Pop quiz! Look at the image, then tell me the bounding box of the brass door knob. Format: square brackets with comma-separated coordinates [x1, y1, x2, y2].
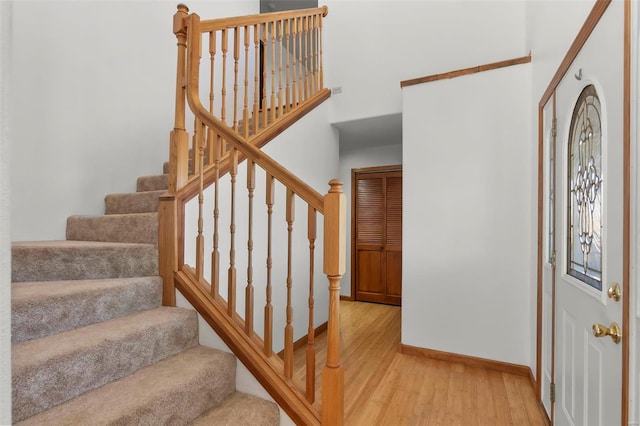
[607, 283, 621, 301]
[592, 322, 621, 344]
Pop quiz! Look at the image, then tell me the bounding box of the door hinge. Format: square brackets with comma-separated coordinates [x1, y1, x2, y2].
[551, 250, 556, 268]
[550, 383, 556, 403]
[551, 117, 557, 138]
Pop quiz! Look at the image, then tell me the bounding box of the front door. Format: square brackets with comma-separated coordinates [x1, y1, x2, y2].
[353, 166, 402, 305]
[553, 2, 625, 424]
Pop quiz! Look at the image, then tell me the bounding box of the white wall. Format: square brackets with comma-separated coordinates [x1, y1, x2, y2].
[0, 1, 12, 422]
[323, 0, 526, 124]
[10, 1, 258, 241]
[402, 64, 532, 366]
[338, 143, 402, 296]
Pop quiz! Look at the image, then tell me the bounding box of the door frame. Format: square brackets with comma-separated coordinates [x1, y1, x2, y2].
[535, 1, 631, 424]
[350, 164, 403, 302]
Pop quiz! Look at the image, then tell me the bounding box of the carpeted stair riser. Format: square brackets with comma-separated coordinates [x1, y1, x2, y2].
[16, 345, 236, 426]
[12, 307, 198, 422]
[11, 276, 162, 343]
[104, 190, 165, 214]
[192, 392, 280, 425]
[66, 213, 158, 244]
[11, 240, 158, 282]
[137, 174, 168, 192]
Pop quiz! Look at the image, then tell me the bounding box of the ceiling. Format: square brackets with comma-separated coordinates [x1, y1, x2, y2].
[260, 0, 318, 13]
[332, 113, 403, 151]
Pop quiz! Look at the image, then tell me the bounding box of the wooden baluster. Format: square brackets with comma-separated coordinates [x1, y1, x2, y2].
[291, 17, 298, 107]
[169, 4, 189, 194]
[243, 25, 250, 138]
[208, 31, 216, 114]
[284, 188, 295, 379]
[303, 16, 310, 101]
[207, 31, 216, 166]
[228, 147, 238, 316]
[245, 160, 255, 335]
[306, 206, 317, 403]
[309, 15, 315, 96]
[233, 26, 240, 132]
[253, 24, 260, 136]
[277, 19, 284, 118]
[284, 19, 291, 111]
[264, 173, 275, 356]
[221, 28, 228, 125]
[319, 13, 324, 91]
[270, 20, 276, 124]
[192, 116, 201, 176]
[297, 16, 303, 105]
[322, 179, 346, 426]
[210, 133, 221, 298]
[195, 119, 205, 282]
[262, 23, 268, 130]
[312, 14, 319, 94]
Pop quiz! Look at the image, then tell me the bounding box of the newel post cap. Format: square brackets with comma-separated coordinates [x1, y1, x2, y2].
[328, 179, 343, 194]
[174, 4, 189, 34]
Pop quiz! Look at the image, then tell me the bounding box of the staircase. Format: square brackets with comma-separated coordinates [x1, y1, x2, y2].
[10, 167, 280, 424]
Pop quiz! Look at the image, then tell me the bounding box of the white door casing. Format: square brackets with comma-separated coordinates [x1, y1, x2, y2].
[541, 97, 555, 418]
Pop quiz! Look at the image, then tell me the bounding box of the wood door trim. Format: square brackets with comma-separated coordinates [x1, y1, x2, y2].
[352, 165, 403, 174]
[536, 104, 544, 402]
[350, 165, 402, 300]
[621, 1, 631, 423]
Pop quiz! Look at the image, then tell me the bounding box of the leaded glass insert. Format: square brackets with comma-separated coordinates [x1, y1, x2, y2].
[568, 85, 602, 290]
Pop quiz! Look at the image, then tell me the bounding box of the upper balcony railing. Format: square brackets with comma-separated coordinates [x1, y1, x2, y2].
[159, 4, 343, 425]
[168, 4, 330, 193]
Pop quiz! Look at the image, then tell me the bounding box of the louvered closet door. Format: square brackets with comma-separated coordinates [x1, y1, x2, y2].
[355, 170, 402, 305]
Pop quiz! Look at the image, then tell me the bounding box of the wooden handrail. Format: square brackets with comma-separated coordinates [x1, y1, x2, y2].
[160, 5, 343, 425]
[199, 6, 328, 32]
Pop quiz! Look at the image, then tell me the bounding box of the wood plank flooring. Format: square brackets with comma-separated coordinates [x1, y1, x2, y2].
[292, 300, 549, 425]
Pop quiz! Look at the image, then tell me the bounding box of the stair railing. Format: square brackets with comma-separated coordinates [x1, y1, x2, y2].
[159, 5, 344, 425]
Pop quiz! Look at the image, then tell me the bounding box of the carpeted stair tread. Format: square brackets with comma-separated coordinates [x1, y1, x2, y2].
[11, 276, 162, 343]
[137, 174, 168, 192]
[12, 306, 199, 422]
[66, 212, 158, 244]
[105, 190, 165, 214]
[192, 392, 280, 425]
[16, 345, 236, 426]
[12, 240, 158, 282]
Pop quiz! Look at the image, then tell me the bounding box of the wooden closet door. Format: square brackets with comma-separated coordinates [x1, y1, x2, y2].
[354, 168, 402, 305]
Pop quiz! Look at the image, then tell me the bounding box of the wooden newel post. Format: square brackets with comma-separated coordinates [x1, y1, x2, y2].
[321, 179, 345, 425]
[159, 4, 189, 307]
[170, 3, 190, 193]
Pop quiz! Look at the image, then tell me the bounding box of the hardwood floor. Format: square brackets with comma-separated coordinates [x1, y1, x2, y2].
[292, 300, 549, 425]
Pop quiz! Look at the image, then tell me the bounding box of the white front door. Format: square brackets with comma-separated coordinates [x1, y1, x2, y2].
[553, 2, 624, 425]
